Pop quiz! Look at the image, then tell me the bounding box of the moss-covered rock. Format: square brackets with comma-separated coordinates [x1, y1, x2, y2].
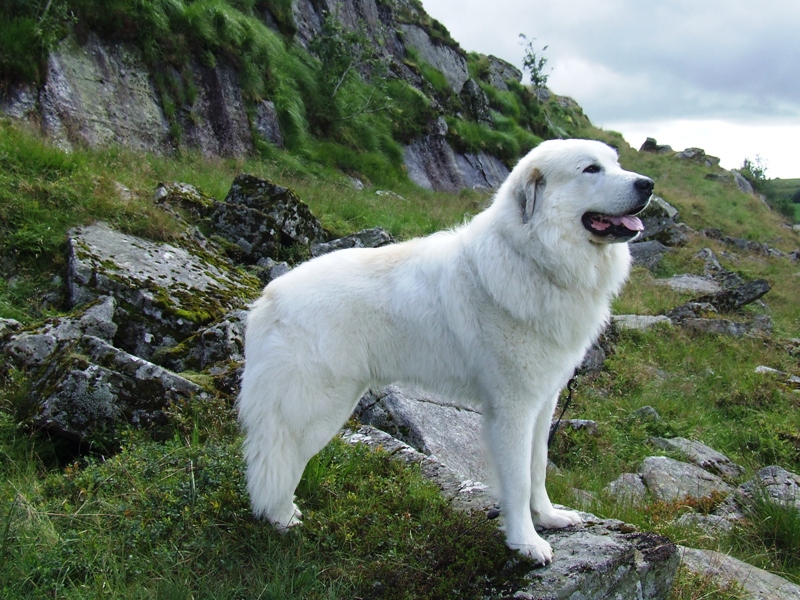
[67, 222, 261, 359]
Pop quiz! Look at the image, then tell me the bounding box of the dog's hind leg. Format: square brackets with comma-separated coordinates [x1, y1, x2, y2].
[240, 377, 364, 530]
[529, 393, 582, 529]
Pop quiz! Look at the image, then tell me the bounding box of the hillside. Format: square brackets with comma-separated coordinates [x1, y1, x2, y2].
[2, 2, 800, 599]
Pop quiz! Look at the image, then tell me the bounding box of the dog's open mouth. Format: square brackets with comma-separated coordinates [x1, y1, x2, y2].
[582, 212, 644, 239]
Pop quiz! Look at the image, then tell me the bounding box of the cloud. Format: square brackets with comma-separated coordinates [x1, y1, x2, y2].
[420, 0, 800, 122]
[418, 0, 800, 176]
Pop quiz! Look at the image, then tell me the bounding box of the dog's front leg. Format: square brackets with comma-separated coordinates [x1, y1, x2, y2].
[484, 403, 553, 566]
[529, 394, 582, 529]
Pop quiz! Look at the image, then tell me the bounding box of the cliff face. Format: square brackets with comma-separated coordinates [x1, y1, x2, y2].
[0, 0, 541, 191]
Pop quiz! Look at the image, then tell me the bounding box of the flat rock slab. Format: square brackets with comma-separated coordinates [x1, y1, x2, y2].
[67, 222, 260, 357]
[356, 385, 490, 483]
[639, 456, 733, 503]
[343, 425, 678, 600]
[649, 437, 744, 479]
[613, 315, 673, 331]
[679, 546, 800, 600]
[655, 274, 722, 295]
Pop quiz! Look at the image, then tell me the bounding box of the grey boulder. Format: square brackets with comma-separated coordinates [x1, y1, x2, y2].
[648, 437, 744, 479]
[638, 456, 733, 503]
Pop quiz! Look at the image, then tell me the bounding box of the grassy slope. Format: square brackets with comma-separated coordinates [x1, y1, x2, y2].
[2, 41, 800, 600]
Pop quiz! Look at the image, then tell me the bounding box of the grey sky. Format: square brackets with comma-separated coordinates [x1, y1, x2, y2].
[419, 0, 800, 177]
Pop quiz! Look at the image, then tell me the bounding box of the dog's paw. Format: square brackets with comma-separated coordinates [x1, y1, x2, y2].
[533, 507, 582, 530]
[507, 537, 553, 566]
[270, 502, 303, 533]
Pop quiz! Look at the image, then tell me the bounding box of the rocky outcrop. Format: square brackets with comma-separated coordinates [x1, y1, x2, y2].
[648, 437, 744, 479]
[679, 547, 800, 600]
[403, 125, 511, 192]
[344, 425, 679, 600]
[399, 23, 469, 93]
[639, 456, 734, 503]
[1, 1, 524, 193]
[639, 137, 673, 154]
[39, 34, 171, 153]
[311, 227, 394, 257]
[356, 386, 489, 483]
[66, 222, 261, 359]
[484, 55, 523, 92]
[176, 60, 253, 157]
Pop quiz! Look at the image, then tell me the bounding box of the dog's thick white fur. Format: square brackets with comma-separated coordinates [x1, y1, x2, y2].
[238, 139, 653, 565]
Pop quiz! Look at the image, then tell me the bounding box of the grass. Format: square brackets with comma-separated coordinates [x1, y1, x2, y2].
[2, 61, 800, 595]
[0, 418, 527, 599]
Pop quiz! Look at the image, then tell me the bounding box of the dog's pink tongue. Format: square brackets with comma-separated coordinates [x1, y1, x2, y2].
[610, 215, 644, 231]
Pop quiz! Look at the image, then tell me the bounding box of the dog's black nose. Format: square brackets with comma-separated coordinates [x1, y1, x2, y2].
[635, 177, 654, 194]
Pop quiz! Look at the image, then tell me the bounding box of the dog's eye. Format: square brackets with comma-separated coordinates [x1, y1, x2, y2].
[583, 164, 602, 174]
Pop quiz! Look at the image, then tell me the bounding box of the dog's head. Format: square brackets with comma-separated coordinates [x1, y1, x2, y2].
[510, 139, 654, 244]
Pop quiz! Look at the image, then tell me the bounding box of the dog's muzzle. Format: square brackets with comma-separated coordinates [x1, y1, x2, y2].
[582, 177, 654, 243]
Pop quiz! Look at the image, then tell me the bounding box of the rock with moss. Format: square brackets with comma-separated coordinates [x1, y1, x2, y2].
[484, 55, 523, 92]
[67, 222, 261, 359]
[154, 309, 247, 373]
[459, 78, 492, 125]
[738, 465, 800, 511]
[29, 335, 205, 446]
[212, 175, 326, 263]
[4, 296, 118, 369]
[154, 182, 218, 219]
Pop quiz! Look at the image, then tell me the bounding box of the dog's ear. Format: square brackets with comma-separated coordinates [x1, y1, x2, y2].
[521, 168, 545, 224]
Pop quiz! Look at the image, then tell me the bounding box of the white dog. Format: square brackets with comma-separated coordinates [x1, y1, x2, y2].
[238, 139, 653, 565]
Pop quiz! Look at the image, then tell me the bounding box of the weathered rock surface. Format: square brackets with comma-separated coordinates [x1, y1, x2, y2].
[355, 386, 489, 483]
[459, 78, 492, 124]
[311, 227, 395, 257]
[344, 425, 679, 600]
[5, 296, 118, 369]
[630, 240, 670, 270]
[613, 314, 672, 331]
[31, 335, 204, 444]
[39, 34, 170, 153]
[67, 222, 261, 359]
[217, 174, 326, 256]
[673, 513, 734, 536]
[639, 138, 673, 154]
[738, 465, 800, 511]
[2, 296, 207, 445]
[483, 55, 523, 91]
[675, 147, 720, 167]
[679, 546, 800, 600]
[399, 24, 469, 93]
[253, 99, 284, 148]
[606, 472, 649, 504]
[694, 279, 771, 313]
[401, 116, 511, 193]
[154, 309, 247, 374]
[176, 60, 253, 157]
[649, 437, 744, 479]
[656, 274, 722, 295]
[638, 456, 733, 503]
[637, 195, 687, 247]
